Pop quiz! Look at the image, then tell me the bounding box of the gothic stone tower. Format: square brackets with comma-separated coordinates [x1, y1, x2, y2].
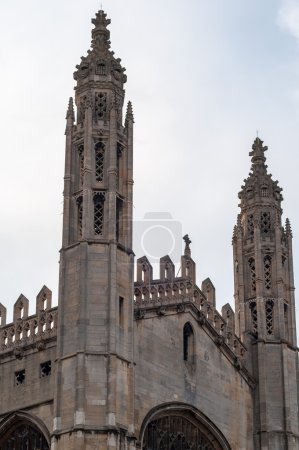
[233, 137, 299, 449]
[53, 11, 135, 449]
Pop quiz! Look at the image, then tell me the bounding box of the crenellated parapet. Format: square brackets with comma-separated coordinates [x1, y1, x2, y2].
[0, 286, 57, 358]
[134, 254, 247, 370]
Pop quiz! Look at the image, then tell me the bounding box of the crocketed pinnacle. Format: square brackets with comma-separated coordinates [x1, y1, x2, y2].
[91, 10, 111, 51]
[125, 101, 134, 124]
[249, 137, 268, 177]
[66, 97, 75, 121]
[183, 234, 191, 257]
[285, 218, 293, 237]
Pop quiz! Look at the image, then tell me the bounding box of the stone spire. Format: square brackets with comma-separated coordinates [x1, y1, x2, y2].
[73, 9, 126, 87]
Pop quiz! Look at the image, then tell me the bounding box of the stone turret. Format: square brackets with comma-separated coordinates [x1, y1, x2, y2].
[233, 137, 299, 449]
[54, 10, 135, 450]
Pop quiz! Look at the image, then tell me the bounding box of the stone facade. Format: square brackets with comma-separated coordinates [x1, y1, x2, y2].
[0, 9, 298, 450]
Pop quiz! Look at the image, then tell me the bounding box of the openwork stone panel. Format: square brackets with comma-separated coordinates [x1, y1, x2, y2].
[261, 212, 271, 235]
[94, 192, 105, 235]
[248, 258, 256, 294]
[264, 255, 272, 290]
[95, 142, 105, 182]
[95, 92, 107, 120]
[265, 300, 274, 335]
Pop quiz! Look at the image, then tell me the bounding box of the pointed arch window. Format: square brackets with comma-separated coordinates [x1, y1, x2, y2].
[0, 423, 49, 450]
[95, 142, 105, 182]
[94, 192, 105, 236]
[183, 322, 195, 362]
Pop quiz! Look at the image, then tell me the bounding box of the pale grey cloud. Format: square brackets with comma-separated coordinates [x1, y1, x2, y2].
[278, 0, 299, 43]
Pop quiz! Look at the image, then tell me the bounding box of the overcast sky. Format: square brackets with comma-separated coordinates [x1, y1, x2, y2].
[0, 0, 299, 325]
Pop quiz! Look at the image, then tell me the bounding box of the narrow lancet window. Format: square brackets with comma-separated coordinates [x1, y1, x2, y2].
[94, 192, 105, 235]
[95, 142, 105, 182]
[183, 322, 194, 362]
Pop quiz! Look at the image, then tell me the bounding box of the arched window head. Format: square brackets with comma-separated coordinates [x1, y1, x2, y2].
[183, 322, 195, 362]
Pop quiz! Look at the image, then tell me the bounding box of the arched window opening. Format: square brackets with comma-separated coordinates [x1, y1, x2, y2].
[248, 257, 256, 293]
[249, 302, 258, 335]
[0, 423, 49, 450]
[94, 192, 105, 236]
[142, 415, 224, 450]
[183, 322, 194, 362]
[117, 143, 123, 190]
[265, 300, 274, 335]
[95, 142, 105, 182]
[264, 255, 272, 290]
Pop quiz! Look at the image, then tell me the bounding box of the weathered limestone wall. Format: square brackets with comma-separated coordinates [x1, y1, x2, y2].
[134, 310, 254, 450]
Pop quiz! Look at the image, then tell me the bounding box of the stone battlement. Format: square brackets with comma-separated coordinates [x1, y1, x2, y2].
[0, 286, 57, 356]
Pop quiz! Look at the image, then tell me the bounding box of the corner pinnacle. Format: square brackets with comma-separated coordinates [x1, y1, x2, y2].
[125, 101, 134, 124]
[183, 234, 191, 257]
[66, 97, 75, 122]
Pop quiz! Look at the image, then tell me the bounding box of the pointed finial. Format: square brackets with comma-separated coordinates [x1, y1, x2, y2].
[249, 136, 268, 161]
[66, 97, 75, 122]
[91, 9, 111, 51]
[183, 234, 191, 257]
[285, 218, 293, 237]
[125, 101, 134, 124]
